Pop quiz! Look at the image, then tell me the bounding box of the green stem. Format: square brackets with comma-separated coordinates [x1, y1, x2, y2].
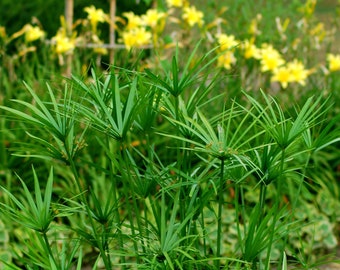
[292, 152, 310, 216]
[0, 119, 6, 171]
[282, 151, 311, 264]
[42, 232, 56, 266]
[216, 158, 225, 268]
[120, 148, 140, 263]
[106, 138, 126, 268]
[234, 184, 242, 255]
[235, 184, 247, 256]
[259, 183, 267, 224]
[68, 149, 112, 270]
[174, 96, 187, 239]
[265, 148, 286, 269]
[240, 185, 247, 235]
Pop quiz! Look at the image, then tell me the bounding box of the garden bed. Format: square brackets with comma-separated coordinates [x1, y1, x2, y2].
[1, 0, 340, 269]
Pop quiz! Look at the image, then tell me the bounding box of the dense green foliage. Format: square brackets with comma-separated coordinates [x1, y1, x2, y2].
[1, 0, 340, 269]
[0, 0, 151, 37]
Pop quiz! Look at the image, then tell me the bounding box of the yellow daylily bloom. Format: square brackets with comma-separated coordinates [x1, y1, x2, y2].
[217, 51, 236, 70]
[327, 53, 340, 72]
[259, 44, 285, 72]
[271, 59, 309, 88]
[182, 6, 204, 27]
[166, 0, 184, 8]
[141, 9, 166, 29]
[123, 12, 143, 30]
[24, 24, 45, 42]
[84, 5, 108, 30]
[242, 39, 261, 59]
[121, 27, 152, 50]
[287, 59, 309, 85]
[9, 24, 45, 43]
[216, 33, 238, 51]
[52, 30, 75, 54]
[271, 66, 292, 89]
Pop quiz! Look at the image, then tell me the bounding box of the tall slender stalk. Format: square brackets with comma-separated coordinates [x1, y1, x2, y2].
[173, 95, 187, 239]
[68, 149, 112, 269]
[259, 183, 267, 223]
[120, 148, 144, 263]
[42, 232, 56, 266]
[265, 148, 286, 269]
[234, 184, 242, 256]
[216, 158, 225, 268]
[106, 138, 126, 268]
[281, 151, 311, 265]
[0, 119, 6, 172]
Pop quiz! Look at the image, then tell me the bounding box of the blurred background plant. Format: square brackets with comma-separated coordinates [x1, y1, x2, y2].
[1, 0, 340, 269]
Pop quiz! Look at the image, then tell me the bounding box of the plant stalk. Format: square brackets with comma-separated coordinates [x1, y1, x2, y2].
[216, 158, 225, 268]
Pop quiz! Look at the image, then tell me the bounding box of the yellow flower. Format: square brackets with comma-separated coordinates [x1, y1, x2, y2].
[271, 59, 309, 88]
[166, 0, 184, 8]
[216, 34, 238, 51]
[242, 39, 260, 59]
[259, 44, 285, 72]
[123, 12, 143, 30]
[182, 6, 204, 27]
[309, 22, 326, 43]
[327, 53, 340, 72]
[84, 5, 108, 30]
[121, 27, 152, 50]
[299, 0, 317, 17]
[94, 47, 108, 55]
[24, 24, 45, 42]
[141, 9, 166, 29]
[287, 59, 309, 85]
[291, 38, 301, 51]
[0, 26, 7, 39]
[248, 14, 262, 36]
[52, 30, 75, 54]
[217, 51, 236, 70]
[92, 34, 108, 55]
[271, 66, 292, 89]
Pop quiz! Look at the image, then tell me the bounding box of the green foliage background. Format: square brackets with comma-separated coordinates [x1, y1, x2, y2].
[0, 0, 151, 38]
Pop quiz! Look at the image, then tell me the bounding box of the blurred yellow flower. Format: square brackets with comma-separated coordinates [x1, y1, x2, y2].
[84, 5, 108, 30]
[94, 47, 108, 55]
[242, 39, 261, 59]
[141, 9, 166, 29]
[92, 34, 108, 55]
[217, 51, 236, 70]
[291, 38, 301, 50]
[309, 22, 326, 44]
[24, 24, 45, 43]
[259, 44, 285, 72]
[287, 59, 309, 85]
[52, 30, 75, 54]
[216, 34, 238, 51]
[182, 6, 204, 27]
[0, 26, 7, 39]
[271, 59, 309, 88]
[166, 0, 184, 8]
[121, 27, 152, 50]
[248, 14, 262, 36]
[299, 0, 317, 17]
[271, 66, 291, 88]
[123, 12, 143, 30]
[327, 53, 340, 72]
